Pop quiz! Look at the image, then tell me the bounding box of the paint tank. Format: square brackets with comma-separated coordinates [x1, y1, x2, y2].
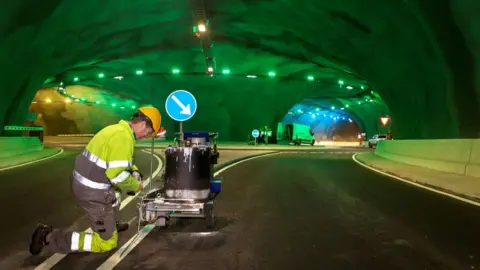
[164, 146, 212, 200]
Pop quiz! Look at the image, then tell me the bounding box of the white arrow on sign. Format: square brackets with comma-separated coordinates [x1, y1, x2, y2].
[171, 95, 191, 115]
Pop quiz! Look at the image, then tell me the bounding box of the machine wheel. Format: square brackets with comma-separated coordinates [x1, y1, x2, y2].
[156, 217, 167, 227]
[204, 203, 215, 229]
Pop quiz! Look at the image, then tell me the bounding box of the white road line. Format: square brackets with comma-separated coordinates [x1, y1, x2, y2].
[351, 153, 480, 207]
[0, 148, 64, 172]
[34, 150, 163, 270]
[97, 152, 281, 270]
[96, 225, 155, 270]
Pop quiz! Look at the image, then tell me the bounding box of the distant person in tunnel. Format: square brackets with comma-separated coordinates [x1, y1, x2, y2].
[29, 106, 162, 255]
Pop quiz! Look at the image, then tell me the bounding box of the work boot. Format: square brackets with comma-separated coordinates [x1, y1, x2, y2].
[29, 224, 52, 255]
[116, 222, 129, 232]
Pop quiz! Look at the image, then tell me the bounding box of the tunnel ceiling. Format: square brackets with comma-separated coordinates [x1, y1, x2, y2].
[2, 0, 479, 140]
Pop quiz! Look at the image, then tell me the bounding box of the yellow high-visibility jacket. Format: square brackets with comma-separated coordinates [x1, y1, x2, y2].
[72, 120, 139, 193]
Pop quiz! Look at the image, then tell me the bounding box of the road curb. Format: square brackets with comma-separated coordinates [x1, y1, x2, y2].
[352, 152, 480, 206]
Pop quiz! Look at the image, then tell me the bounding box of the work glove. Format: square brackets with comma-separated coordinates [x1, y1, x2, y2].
[132, 171, 143, 182]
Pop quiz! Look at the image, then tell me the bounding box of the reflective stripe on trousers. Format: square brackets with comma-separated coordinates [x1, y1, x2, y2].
[69, 230, 118, 253]
[71, 231, 93, 252]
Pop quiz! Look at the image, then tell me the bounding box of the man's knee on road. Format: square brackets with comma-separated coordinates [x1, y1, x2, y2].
[71, 230, 117, 253]
[91, 230, 118, 253]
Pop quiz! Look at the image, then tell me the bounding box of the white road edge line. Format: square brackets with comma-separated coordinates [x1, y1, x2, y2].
[97, 151, 281, 270]
[34, 149, 163, 270]
[0, 148, 64, 172]
[351, 153, 480, 207]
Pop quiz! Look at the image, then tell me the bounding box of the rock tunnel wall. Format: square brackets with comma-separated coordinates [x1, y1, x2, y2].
[0, 0, 479, 140]
[40, 75, 393, 141]
[31, 88, 134, 135]
[45, 77, 319, 140]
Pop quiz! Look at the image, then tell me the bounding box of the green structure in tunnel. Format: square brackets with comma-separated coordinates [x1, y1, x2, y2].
[1, 0, 479, 140]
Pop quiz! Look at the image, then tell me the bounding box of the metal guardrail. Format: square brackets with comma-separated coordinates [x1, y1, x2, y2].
[4, 126, 44, 131]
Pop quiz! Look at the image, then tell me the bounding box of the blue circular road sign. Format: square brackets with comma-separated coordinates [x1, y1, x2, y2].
[165, 90, 197, 122]
[252, 129, 260, 138]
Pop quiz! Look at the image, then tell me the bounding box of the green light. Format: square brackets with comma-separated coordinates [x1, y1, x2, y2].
[315, 108, 319, 111]
[136, 70, 143, 75]
[331, 106, 335, 110]
[96, 101, 100, 104]
[131, 105, 136, 109]
[268, 71, 276, 77]
[222, 69, 230, 74]
[338, 80, 344, 85]
[172, 68, 180, 74]
[371, 90, 374, 94]
[80, 97, 86, 101]
[98, 73, 105, 78]
[307, 76, 314, 81]
[358, 101, 362, 104]
[246, 75, 257, 78]
[73, 77, 79, 82]
[193, 26, 197, 33]
[361, 86, 364, 89]
[111, 103, 116, 107]
[346, 104, 349, 108]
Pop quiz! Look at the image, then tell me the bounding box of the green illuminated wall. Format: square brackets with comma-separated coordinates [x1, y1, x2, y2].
[0, 0, 479, 140]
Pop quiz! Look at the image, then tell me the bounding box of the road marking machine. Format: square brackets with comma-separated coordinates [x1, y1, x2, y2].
[137, 131, 222, 229]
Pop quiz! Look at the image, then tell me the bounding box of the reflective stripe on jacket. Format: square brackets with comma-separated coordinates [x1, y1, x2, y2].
[72, 120, 140, 192]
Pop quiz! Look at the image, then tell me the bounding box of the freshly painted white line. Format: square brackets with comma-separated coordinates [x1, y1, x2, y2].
[351, 153, 480, 207]
[96, 225, 155, 270]
[0, 148, 64, 172]
[34, 150, 162, 270]
[97, 152, 280, 270]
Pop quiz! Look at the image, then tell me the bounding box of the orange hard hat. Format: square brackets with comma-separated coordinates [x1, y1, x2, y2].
[138, 106, 161, 134]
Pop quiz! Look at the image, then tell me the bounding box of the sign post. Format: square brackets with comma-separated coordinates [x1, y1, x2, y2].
[251, 129, 260, 145]
[165, 90, 197, 147]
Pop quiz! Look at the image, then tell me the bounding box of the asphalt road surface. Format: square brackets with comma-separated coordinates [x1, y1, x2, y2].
[114, 152, 480, 270]
[2, 150, 479, 269]
[0, 148, 160, 270]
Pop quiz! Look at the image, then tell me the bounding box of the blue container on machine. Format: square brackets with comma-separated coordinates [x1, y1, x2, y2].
[210, 178, 222, 193]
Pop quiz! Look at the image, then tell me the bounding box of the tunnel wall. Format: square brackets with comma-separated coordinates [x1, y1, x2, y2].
[375, 139, 480, 178]
[1, 0, 479, 141]
[31, 88, 137, 135]
[0, 137, 43, 159]
[81, 76, 319, 141]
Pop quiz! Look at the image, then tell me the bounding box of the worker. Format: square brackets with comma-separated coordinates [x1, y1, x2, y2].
[29, 106, 161, 255]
